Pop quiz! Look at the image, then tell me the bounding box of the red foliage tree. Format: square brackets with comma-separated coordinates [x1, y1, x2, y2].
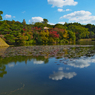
[49, 31, 59, 38]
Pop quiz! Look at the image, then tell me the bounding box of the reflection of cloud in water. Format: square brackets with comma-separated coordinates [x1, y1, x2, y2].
[58, 67, 64, 70]
[8, 63, 14, 68]
[66, 67, 70, 70]
[66, 56, 95, 68]
[49, 71, 77, 80]
[33, 60, 44, 64]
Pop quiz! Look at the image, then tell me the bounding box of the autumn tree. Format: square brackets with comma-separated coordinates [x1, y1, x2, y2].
[63, 29, 69, 39]
[40, 30, 49, 44]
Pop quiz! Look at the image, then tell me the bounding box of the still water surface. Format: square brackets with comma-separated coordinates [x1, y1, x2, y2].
[0, 43, 95, 95]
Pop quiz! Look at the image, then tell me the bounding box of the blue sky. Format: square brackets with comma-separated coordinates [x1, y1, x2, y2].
[1, 0, 95, 25]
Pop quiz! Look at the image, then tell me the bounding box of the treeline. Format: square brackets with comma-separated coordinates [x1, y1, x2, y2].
[0, 11, 95, 45]
[0, 20, 95, 45]
[0, 20, 75, 45]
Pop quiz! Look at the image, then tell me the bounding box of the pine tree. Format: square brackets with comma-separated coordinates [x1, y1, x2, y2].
[0, 11, 3, 20]
[22, 19, 26, 25]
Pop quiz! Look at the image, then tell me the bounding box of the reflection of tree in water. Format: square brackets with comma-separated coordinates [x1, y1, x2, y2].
[64, 47, 95, 58]
[0, 57, 7, 78]
[0, 55, 49, 78]
[32, 56, 49, 64]
[0, 56, 48, 64]
[0, 45, 95, 78]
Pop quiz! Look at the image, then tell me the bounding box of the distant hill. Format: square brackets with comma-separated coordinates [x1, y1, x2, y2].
[0, 38, 9, 47]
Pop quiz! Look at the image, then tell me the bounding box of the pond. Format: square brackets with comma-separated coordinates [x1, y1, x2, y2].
[0, 44, 95, 95]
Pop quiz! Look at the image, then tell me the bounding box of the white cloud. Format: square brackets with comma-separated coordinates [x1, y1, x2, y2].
[62, 10, 91, 18]
[13, 16, 15, 18]
[4, 14, 15, 19]
[4, 14, 12, 19]
[47, 0, 78, 7]
[57, 9, 64, 12]
[60, 10, 95, 24]
[22, 11, 26, 13]
[57, 8, 71, 12]
[66, 9, 72, 11]
[58, 22, 65, 24]
[33, 60, 44, 64]
[49, 71, 77, 80]
[48, 22, 55, 25]
[29, 17, 43, 24]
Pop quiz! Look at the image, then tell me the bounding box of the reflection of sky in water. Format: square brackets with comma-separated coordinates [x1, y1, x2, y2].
[49, 71, 77, 81]
[1, 46, 95, 95]
[49, 55, 95, 81]
[49, 67, 77, 81]
[33, 59, 44, 64]
[64, 55, 95, 68]
[8, 63, 15, 68]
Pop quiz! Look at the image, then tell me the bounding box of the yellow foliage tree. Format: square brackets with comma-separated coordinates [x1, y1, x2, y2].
[63, 29, 69, 39]
[40, 30, 49, 43]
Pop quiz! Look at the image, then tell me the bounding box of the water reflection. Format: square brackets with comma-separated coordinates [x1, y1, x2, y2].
[8, 63, 15, 68]
[0, 45, 95, 95]
[33, 59, 44, 64]
[0, 62, 7, 78]
[60, 55, 95, 68]
[49, 68, 77, 81]
[49, 71, 77, 80]
[0, 45, 95, 78]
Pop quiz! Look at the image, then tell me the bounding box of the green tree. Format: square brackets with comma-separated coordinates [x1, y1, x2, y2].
[22, 19, 26, 26]
[34, 22, 44, 28]
[0, 11, 3, 20]
[68, 30, 76, 42]
[4, 34, 15, 44]
[68, 24, 90, 40]
[54, 24, 64, 29]
[0, 21, 11, 34]
[42, 18, 48, 26]
[33, 32, 42, 44]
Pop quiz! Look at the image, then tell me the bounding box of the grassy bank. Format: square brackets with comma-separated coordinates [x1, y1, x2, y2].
[79, 39, 92, 41]
[0, 38, 9, 47]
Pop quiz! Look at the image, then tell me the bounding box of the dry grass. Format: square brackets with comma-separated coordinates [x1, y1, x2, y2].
[0, 38, 9, 47]
[79, 39, 92, 41]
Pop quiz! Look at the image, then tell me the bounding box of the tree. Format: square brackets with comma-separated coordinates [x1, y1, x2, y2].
[42, 18, 48, 26]
[68, 30, 76, 42]
[0, 11, 3, 20]
[63, 29, 69, 39]
[68, 24, 90, 40]
[4, 34, 15, 44]
[22, 19, 26, 26]
[54, 24, 64, 29]
[34, 22, 44, 28]
[40, 30, 49, 44]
